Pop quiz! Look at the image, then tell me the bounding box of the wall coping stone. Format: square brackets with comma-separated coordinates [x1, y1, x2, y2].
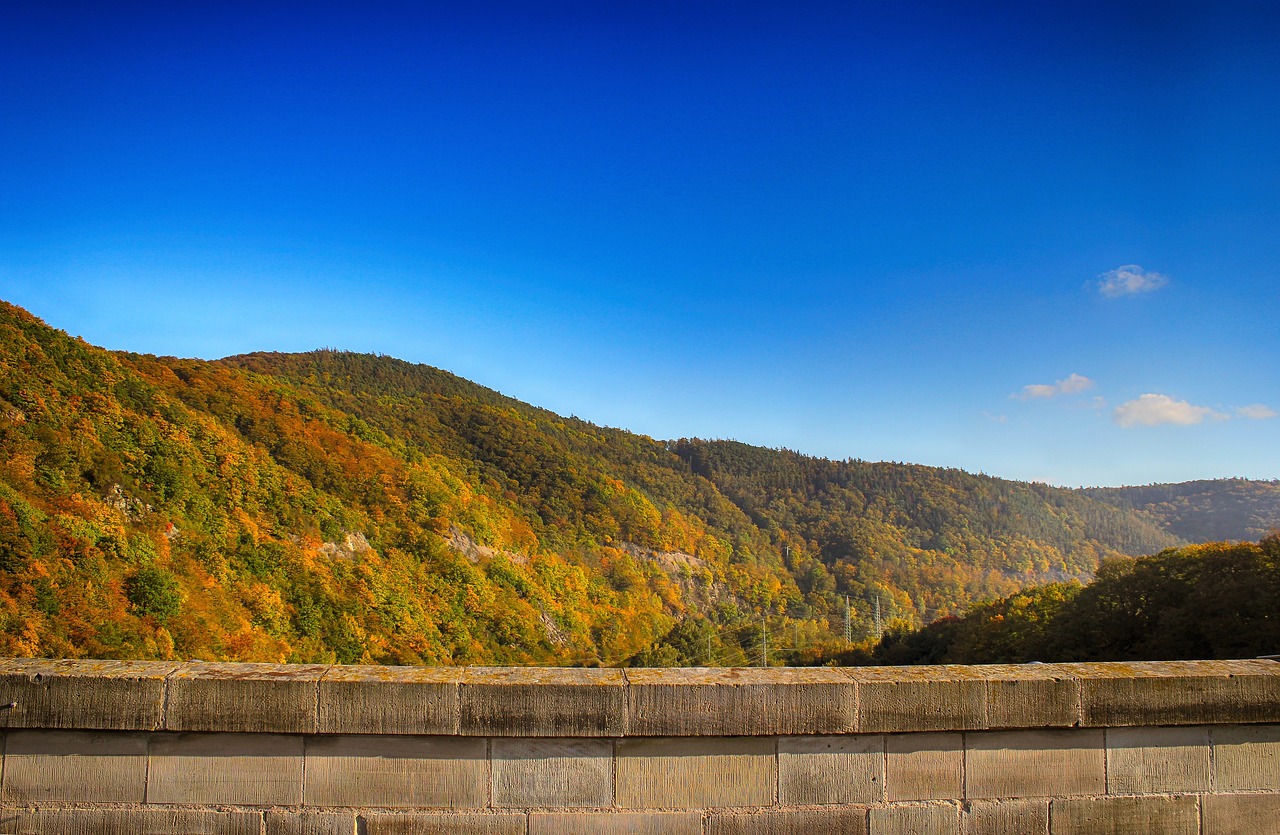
[0, 658, 1275, 736]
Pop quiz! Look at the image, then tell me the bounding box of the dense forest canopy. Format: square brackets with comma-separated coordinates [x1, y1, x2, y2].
[860, 537, 1280, 666]
[0, 299, 1275, 665]
[1082, 480, 1280, 543]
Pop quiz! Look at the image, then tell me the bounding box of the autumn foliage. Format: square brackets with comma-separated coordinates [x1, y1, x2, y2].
[0, 300, 1274, 665]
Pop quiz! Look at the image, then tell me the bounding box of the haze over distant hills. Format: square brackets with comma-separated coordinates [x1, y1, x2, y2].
[0, 299, 1275, 665]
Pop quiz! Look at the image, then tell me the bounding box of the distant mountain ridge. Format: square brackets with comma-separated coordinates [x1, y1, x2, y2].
[0, 298, 1274, 665]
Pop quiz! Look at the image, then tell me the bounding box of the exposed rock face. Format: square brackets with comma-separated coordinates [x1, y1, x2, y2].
[318, 532, 373, 560]
[104, 483, 152, 520]
[617, 541, 732, 610]
[446, 525, 528, 565]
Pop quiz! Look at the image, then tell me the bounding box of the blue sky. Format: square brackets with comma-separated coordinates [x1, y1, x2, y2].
[2, 1, 1278, 487]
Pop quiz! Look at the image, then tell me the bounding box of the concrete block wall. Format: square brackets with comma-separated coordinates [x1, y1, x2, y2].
[0, 659, 1277, 833]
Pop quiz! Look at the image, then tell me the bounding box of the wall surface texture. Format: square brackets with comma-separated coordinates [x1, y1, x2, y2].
[0, 658, 1278, 834]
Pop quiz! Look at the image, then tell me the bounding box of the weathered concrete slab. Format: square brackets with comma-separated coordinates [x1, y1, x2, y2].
[1070, 660, 1280, 727]
[148, 731, 304, 805]
[1201, 792, 1280, 835]
[530, 812, 702, 834]
[960, 798, 1048, 835]
[304, 734, 487, 808]
[362, 813, 526, 834]
[0, 807, 262, 834]
[616, 736, 775, 808]
[1, 729, 148, 802]
[869, 802, 960, 835]
[885, 732, 963, 801]
[0, 658, 177, 730]
[706, 808, 870, 835]
[851, 666, 985, 733]
[265, 811, 356, 835]
[319, 665, 460, 735]
[492, 738, 612, 808]
[1212, 723, 1280, 791]
[626, 668, 856, 735]
[1049, 795, 1198, 835]
[458, 667, 625, 736]
[166, 661, 328, 733]
[978, 664, 1080, 729]
[779, 734, 884, 805]
[965, 729, 1104, 799]
[1105, 726, 1210, 793]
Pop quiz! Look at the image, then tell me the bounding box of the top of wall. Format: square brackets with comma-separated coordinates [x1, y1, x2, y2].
[1, 658, 1277, 738]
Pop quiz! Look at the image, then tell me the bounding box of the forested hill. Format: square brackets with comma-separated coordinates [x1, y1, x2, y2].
[667, 440, 1179, 622]
[862, 537, 1280, 666]
[0, 298, 1264, 665]
[1081, 480, 1280, 544]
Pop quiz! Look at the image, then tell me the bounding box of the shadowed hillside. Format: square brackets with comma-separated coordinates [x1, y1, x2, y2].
[863, 537, 1280, 665]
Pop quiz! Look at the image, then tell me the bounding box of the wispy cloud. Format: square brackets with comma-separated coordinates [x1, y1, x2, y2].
[1095, 265, 1168, 298]
[1013, 373, 1095, 400]
[1237, 404, 1278, 420]
[1113, 394, 1227, 428]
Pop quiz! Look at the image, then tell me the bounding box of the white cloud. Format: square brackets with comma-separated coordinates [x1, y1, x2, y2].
[1013, 373, 1095, 400]
[1237, 404, 1278, 420]
[1095, 265, 1169, 298]
[1113, 394, 1227, 428]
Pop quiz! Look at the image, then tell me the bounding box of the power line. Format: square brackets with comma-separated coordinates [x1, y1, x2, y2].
[760, 618, 768, 667]
[844, 595, 852, 643]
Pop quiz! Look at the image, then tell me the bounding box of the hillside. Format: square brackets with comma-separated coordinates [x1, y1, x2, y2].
[1082, 480, 1280, 543]
[864, 537, 1280, 665]
[667, 439, 1179, 626]
[0, 299, 1264, 665]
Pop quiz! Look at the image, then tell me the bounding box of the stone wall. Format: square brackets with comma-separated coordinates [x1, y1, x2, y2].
[0, 659, 1278, 833]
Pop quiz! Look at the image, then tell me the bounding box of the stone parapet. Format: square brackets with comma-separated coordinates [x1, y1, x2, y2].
[0, 658, 1277, 833]
[2, 658, 1279, 736]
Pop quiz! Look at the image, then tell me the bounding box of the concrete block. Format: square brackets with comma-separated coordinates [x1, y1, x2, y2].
[779, 734, 883, 804]
[148, 731, 304, 805]
[1071, 660, 1280, 727]
[0, 658, 176, 730]
[318, 665, 459, 735]
[979, 665, 1080, 729]
[492, 738, 612, 808]
[362, 813, 527, 834]
[965, 729, 1105, 799]
[960, 799, 1048, 835]
[1201, 792, 1280, 835]
[165, 661, 328, 733]
[706, 808, 870, 835]
[1, 729, 148, 802]
[625, 668, 856, 735]
[869, 803, 960, 835]
[853, 666, 985, 733]
[0, 807, 262, 834]
[1212, 723, 1280, 791]
[265, 811, 356, 835]
[616, 736, 775, 808]
[1106, 726, 1210, 793]
[1049, 795, 1198, 834]
[458, 667, 625, 736]
[886, 732, 963, 801]
[530, 812, 702, 834]
[304, 734, 487, 808]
